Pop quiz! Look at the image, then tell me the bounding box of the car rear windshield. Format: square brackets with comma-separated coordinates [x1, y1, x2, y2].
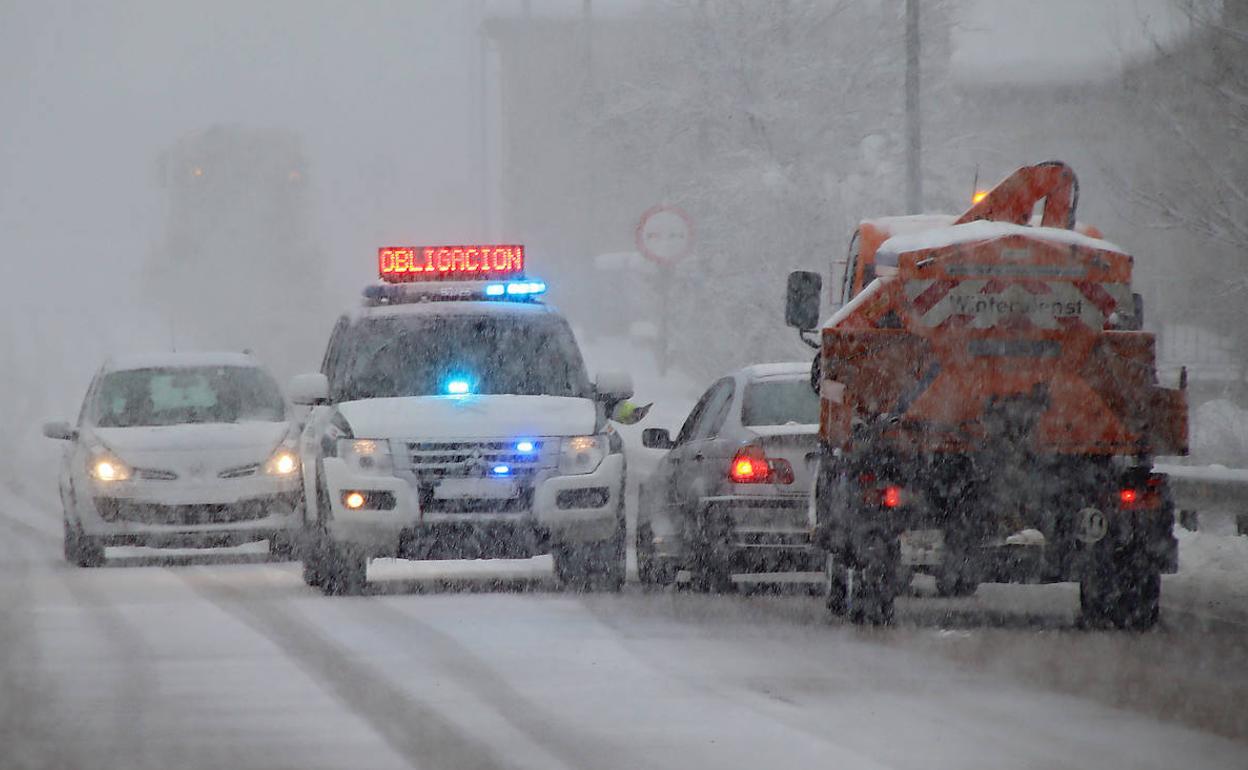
[741, 378, 820, 426]
[338, 314, 592, 400]
[92, 366, 286, 427]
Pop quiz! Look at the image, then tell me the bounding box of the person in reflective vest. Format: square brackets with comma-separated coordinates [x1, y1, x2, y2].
[610, 400, 652, 425]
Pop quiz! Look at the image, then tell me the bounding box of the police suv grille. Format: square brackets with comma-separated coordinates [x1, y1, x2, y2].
[398, 440, 555, 479]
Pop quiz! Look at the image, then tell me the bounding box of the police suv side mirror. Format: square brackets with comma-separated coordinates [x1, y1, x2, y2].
[785, 271, 822, 331]
[42, 420, 77, 441]
[288, 373, 330, 406]
[595, 371, 634, 402]
[642, 428, 675, 450]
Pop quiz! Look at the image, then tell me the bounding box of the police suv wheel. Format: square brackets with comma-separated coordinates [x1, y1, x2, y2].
[554, 516, 625, 592]
[320, 541, 367, 597]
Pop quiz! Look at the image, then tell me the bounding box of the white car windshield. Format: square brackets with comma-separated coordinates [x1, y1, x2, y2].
[741, 378, 820, 426]
[92, 366, 286, 427]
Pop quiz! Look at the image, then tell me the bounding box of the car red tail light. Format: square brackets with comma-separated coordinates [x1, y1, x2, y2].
[730, 446, 778, 484]
[882, 485, 903, 508]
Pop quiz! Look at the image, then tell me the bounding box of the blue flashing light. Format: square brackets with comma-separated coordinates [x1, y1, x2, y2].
[485, 283, 505, 296]
[491, 464, 512, 476]
[515, 440, 536, 454]
[446, 379, 471, 395]
[505, 280, 547, 296]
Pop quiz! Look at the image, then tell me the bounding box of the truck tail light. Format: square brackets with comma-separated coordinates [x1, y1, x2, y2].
[882, 485, 903, 508]
[1118, 474, 1164, 511]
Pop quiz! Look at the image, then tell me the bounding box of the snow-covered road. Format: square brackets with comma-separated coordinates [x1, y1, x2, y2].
[2, 492, 1245, 770]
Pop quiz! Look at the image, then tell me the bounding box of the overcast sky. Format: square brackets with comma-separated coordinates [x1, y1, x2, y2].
[1, 1, 487, 298]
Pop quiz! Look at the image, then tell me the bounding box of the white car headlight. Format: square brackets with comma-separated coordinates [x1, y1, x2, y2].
[89, 454, 132, 482]
[265, 447, 300, 476]
[338, 438, 394, 475]
[559, 435, 608, 475]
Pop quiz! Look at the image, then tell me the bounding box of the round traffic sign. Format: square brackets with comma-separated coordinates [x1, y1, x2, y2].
[635, 205, 694, 265]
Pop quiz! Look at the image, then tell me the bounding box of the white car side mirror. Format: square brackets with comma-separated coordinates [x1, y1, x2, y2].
[42, 420, 78, 441]
[288, 373, 330, 406]
[595, 371, 634, 402]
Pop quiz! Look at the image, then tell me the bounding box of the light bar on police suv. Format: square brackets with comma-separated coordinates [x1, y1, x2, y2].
[379, 245, 525, 283]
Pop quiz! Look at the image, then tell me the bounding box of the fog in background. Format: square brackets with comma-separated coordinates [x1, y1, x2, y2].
[3, 0, 1246, 472]
[1, 1, 484, 453]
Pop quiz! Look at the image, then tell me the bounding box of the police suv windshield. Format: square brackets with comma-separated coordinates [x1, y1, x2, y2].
[92, 366, 286, 427]
[339, 314, 592, 400]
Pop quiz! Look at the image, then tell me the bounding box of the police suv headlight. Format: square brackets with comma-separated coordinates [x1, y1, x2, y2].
[559, 435, 608, 475]
[89, 453, 132, 482]
[338, 438, 394, 475]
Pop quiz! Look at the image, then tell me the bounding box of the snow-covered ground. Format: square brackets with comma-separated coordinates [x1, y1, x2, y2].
[3, 472, 1248, 768]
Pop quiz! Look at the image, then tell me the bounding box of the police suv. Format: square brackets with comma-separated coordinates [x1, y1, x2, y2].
[289, 245, 633, 595]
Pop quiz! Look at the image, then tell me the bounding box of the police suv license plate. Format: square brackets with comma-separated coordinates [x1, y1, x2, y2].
[434, 478, 519, 500]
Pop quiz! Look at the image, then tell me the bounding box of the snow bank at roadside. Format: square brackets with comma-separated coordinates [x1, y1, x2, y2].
[1168, 526, 1248, 624]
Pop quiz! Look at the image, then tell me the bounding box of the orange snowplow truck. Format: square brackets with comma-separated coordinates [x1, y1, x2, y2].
[784, 161, 1187, 628]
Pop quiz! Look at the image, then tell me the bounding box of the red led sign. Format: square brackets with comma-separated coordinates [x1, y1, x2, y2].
[378, 245, 525, 282]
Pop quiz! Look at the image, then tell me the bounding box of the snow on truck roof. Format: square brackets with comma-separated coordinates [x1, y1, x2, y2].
[878, 220, 1127, 262]
[104, 351, 262, 372]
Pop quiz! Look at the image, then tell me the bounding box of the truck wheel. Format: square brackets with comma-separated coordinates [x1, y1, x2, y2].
[823, 551, 849, 616]
[320, 541, 367, 596]
[1236, 513, 1248, 537]
[64, 519, 104, 568]
[847, 534, 899, 626]
[936, 557, 977, 597]
[1080, 547, 1160, 631]
[555, 517, 625, 592]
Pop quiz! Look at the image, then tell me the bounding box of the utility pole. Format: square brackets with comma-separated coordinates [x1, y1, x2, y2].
[904, 0, 921, 214]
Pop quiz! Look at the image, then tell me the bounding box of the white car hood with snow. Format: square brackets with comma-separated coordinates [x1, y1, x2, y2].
[91, 422, 291, 477]
[336, 395, 599, 440]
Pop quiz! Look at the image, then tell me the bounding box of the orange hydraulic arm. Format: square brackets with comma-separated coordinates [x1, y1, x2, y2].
[954, 160, 1077, 229]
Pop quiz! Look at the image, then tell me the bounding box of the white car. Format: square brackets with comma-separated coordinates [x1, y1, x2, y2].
[290, 258, 633, 595]
[44, 352, 303, 566]
[638, 362, 821, 590]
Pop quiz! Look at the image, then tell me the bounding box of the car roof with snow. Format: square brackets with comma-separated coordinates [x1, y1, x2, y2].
[738, 362, 811, 381]
[103, 351, 263, 373]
